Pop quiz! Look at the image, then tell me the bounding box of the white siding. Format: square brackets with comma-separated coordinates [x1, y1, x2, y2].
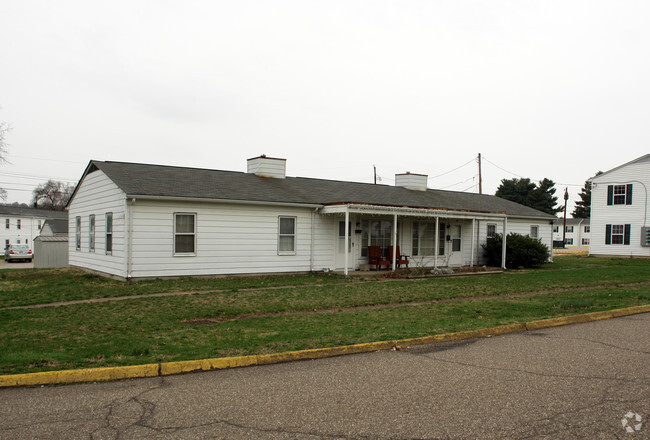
[0, 215, 49, 250]
[68, 170, 127, 277]
[128, 200, 316, 278]
[311, 214, 336, 271]
[590, 159, 650, 257]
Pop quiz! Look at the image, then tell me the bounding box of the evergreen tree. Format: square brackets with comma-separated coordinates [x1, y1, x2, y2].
[572, 171, 602, 218]
[495, 177, 562, 216]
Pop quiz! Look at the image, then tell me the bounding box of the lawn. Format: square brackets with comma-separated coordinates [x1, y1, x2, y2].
[0, 256, 648, 375]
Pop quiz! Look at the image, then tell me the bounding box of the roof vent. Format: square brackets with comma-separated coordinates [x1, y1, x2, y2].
[395, 172, 428, 191]
[247, 155, 286, 179]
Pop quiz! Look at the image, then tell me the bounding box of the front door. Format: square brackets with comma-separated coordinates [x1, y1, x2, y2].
[449, 224, 462, 266]
[336, 221, 354, 269]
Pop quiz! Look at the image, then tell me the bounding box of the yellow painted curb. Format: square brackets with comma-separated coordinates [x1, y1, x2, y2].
[0, 363, 159, 388]
[525, 304, 650, 331]
[1, 305, 648, 388]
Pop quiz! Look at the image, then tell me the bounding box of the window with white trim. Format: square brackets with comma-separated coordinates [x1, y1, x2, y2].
[105, 213, 113, 254]
[565, 238, 574, 245]
[89, 215, 95, 252]
[75, 216, 81, 250]
[553, 226, 559, 233]
[584, 225, 590, 233]
[565, 226, 573, 233]
[174, 213, 196, 255]
[278, 216, 296, 254]
[582, 238, 590, 245]
[4, 219, 8, 229]
[613, 185, 626, 205]
[487, 224, 497, 238]
[611, 224, 624, 244]
[530, 225, 539, 239]
[16, 219, 21, 230]
[412, 221, 437, 256]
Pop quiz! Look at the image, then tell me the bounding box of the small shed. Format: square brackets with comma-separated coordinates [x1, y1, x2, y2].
[34, 236, 69, 268]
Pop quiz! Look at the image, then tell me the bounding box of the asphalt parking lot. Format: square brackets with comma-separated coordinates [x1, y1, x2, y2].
[1, 312, 648, 439]
[0, 259, 33, 269]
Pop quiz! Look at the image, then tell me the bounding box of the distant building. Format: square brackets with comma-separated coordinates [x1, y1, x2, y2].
[0, 206, 67, 251]
[552, 218, 590, 249]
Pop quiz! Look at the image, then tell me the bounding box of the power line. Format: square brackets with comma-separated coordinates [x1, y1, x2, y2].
[428, 158, 476, 181]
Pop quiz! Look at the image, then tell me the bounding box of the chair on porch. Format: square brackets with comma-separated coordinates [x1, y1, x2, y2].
[368, 246, 391, 270]
[388, 246, 409, 269]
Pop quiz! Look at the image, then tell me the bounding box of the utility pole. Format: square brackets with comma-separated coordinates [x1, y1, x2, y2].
[562, 187, 568, 247]
[373, 165, 377, 185]
[477, 153, 482, 194]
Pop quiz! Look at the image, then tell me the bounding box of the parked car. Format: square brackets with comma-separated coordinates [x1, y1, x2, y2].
[4, 244, 33, 262]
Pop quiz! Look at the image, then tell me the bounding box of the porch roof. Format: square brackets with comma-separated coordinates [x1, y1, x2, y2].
[78, 160, 555, 220]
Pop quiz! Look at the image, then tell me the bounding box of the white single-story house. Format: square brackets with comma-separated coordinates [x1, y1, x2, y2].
[67, 156, 556, 280]
[589, 154, 650, 257]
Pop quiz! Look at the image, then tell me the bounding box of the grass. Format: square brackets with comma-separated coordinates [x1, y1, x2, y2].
[0, 256, 648, 375]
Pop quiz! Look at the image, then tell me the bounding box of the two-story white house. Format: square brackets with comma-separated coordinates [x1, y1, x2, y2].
[0, 206, 67, 251]
[589, 154, 650, 257]
[552, 218, 590, 249]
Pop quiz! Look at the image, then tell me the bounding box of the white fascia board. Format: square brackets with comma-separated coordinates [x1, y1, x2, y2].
[124, 195, 323, 209]
[320, 204, 507, 221]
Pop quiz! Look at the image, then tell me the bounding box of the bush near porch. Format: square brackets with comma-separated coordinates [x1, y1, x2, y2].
[482, 233, 551, 268]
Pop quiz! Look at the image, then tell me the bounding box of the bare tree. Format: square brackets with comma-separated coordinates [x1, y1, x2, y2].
[0, 114, 10, 201]
[32, 180, 75, 211]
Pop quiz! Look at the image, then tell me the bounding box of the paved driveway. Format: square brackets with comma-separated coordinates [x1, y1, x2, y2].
[0, 259, 33, 269]
[1, 313, 648, 439]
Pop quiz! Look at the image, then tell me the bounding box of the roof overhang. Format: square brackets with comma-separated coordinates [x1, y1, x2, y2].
[125, 194, 323, 209]
[319, 203, 507, 221]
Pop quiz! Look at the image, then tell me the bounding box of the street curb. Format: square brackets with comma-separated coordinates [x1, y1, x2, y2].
[2, 304, 649, 388]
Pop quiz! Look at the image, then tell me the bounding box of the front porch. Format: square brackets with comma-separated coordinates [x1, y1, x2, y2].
[320, 203, 510, 276]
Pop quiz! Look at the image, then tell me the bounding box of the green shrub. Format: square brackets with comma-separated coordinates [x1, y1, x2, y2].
[482, 233, 550, 268]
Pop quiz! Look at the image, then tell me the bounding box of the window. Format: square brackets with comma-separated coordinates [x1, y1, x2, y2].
[5, 219, 9, 229]
[16, 219, 21, 230]
[487, 224, 497, 238]
[4, 239, 8, 250]
[582, 238, 590, 245]
[17, 239, 21, 244]
[584, 225, 590, 233]
[565, 238, 574, 245]
[530, 225, 539, 239]
[565, 226, 573, 233]
[89, 215, 95, 251]
[75, 216, 81, 250]
[278, 216, 296, 254]
[174, 213, 196, 254]
[412, 222, 437, 256]
[38, 220, 42, 230]
[105, 213, 113, 254]
[607, 184, 633, 206]
[606, 224, 631, 245]
[553, 226, 559, 233]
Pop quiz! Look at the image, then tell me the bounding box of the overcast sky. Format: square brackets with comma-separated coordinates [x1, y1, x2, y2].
[1, 1, 648, 213]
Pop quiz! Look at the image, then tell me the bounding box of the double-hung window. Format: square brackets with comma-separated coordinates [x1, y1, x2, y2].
[174, 213, 196, 255]
[606, 224, 630, 245]
[487, 224, 497, 238]
[4, 219, 8, 229]
[89, 215, 95, 251]
[565, 226, 573, 233]
[530, 225, 539, 239]
[278, 216, 296, 254]
[607, 184, 633, 205]
[75, 216, 81, 250]
[412, 221, 436, 256]
[584, 225, 590, 233]
[105, 213, 113, 254]
[16, 219, 21, 230]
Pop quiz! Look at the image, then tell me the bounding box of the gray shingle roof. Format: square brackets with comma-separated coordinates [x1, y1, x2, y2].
[86, 161, 555, 220]
[0, 206, 67, 219]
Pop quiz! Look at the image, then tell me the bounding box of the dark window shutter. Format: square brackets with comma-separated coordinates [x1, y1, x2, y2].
[605, 224, 611, 244]
[607, 185, 613, 205]
[624, 224, 631, 245]
[626, 184, 633, 205]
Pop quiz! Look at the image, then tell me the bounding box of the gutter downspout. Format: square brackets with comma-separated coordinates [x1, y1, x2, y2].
[126, 197, 135, 280]
[344, 205, 349, 277]
[392, 213, 397, 271]
[502, 217, 508, 269]
[434, 217, 439, 270]
[471, 218, 476, 267]
[310, 208, 318, 272]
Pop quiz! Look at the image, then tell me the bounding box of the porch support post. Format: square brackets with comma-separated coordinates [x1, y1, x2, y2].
[344, 205, 350, 277]
[502, 217, 508, 269]
[434, 217, 439, 269]
[392, 213, 398, 271]
[471, 218, 476, 267]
